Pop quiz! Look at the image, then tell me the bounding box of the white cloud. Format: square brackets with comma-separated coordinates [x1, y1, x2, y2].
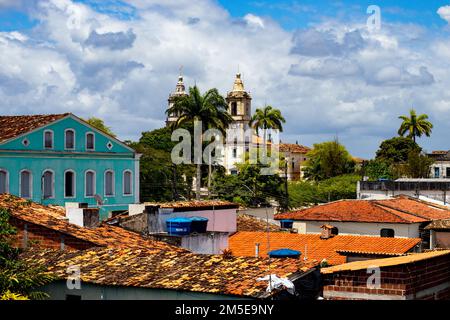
[0, 0, 450, 157]
[438, 5, 450, 23]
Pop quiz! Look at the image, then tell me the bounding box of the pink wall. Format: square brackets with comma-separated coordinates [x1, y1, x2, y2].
[436, 232, 450, 248]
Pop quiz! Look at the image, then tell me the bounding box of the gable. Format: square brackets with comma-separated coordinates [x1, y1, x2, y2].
[0, 114, 134, 154]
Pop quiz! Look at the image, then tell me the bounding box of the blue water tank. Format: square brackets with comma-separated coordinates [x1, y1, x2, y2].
[189, 216, 209, 233]
[280, 219, 294, 229]
[166, 217, 192, 235]
[268, 249, 301, 259]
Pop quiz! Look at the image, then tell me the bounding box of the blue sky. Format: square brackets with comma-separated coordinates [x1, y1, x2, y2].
[0, 0, 450, 158]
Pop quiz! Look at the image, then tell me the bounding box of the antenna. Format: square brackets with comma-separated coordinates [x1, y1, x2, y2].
[179, 65, 184, 77]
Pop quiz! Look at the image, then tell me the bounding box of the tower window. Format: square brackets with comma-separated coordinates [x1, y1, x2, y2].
[231, 102, 237, 116]
[232, 148, 237, 158]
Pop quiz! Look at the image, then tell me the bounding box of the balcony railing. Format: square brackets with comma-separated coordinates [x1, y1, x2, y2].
[360, 180, 450, 191]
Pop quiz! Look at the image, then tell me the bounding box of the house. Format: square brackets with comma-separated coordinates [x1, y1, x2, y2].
[425, 219, 450, 249]
[275, 196, 450, 248]
[21, 246, 321, 300]
[279, 143, 310, 181]
[358, 179, 450, 203]
[1, 194, 184, 253]
[229, 231, 421, 265]
[0, 113, 140, 220]
[321, 250, 450, 300]
[427, 150, 450, 178]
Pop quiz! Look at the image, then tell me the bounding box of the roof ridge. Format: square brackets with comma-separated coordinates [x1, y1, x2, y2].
[374, 200, 432, 221]
[370, 201, 422, 223]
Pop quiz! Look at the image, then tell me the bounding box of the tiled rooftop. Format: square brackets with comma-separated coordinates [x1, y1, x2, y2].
[236, 213, 281, 232]
[424, 219, 450, 230]
[279, 143, 311, 154]
[229, 231, 421, 265]
[1, 194, 184, 252]
[21, 247, 317, 298]
[0, 114, 69, 143]
[275, 195, 450, 224]
[321, 250, 450, 274]
[144, 200, 239, 210]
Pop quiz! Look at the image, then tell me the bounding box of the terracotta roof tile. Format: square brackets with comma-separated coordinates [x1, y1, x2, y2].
[21, 247, 317, 298]
[0, 194, 184, 252]
[279, 143, 311, 154]
[229, 231, 421, 265]
[237, 213, 281, 232]
[321, 250, 450, 274]
[145, 200, 239, 209]
[275, 196, 450, 224]
[0, 114, 69, 143]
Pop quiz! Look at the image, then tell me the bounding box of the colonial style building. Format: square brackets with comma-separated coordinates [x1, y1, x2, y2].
[279, 143, 311, 181]
[0, 113, 140, 219]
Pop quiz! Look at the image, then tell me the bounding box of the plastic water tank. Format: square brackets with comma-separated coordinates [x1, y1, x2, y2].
[166, 217, 192, 235]
[280, 219, 294, 229]
[189, 216, 209, 233]
[268, 249, 301, 259]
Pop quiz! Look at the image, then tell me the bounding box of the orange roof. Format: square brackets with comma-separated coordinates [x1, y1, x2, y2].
[144, 200, 238, 210]
[1, 194, 184, 252]
[275, 196, 450, 224]
[229, 231, 421, 265]
[279, 143, 311, 154]
[0, 114, 69, 143]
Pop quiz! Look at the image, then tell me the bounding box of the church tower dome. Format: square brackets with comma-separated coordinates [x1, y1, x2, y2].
[226, 73, 252, 126]
[166, 75, 188, 126]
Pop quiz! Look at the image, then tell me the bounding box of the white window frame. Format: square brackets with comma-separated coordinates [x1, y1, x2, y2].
[122, 170, 133, 196]
[64, 129, 76, 150]
[84, 170, 96, 198]
[104, 170, 115, 197]
[85, 132, 95, 151]
[0, 168, 9, 194]
[19, 169, 33, 199]
[41, 169, 55, 199]
[43, 130, 54, 150]
[64, 169, 76, 199]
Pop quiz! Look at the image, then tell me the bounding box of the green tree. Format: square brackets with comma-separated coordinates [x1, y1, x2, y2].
[404, 151, 434, 178]
[303, 140, 355, 181]
[167, 86, 233, 199]
[250, 105, 286, 146]
[375, 137, 421, 166]
[85, 117, 116, 137]
[365, 159, 392, 180]
[0, 207, 52, 300]
[398, 109, 433, 143]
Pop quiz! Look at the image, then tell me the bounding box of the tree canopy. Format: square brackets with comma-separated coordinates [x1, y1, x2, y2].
[398, 109, 433, 143]
[85, 117, 116, 137]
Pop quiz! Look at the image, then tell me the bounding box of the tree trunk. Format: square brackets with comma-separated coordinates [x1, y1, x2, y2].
[196, 163, 201, 200]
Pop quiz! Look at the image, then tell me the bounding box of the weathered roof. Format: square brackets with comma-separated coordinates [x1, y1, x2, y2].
[229, 231, 421, 265]
[0, 114, 69, 143]
[236, 213, 281, 232]
[275, 195, 450, 224]
[321, 250, 450, 274]
[21, 247, 317, 298]
[145, 200, 239, 210]
[424, 219, 450, 230]
[279, 143, 311, 154]
[1, 194, 184, 252]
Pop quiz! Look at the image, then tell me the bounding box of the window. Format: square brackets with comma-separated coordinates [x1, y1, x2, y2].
[64, 170, 75, 198]
[86, 132, 95, 151]
[0, 170, 8, 194]
[42, 170, 54, 199]
[20, 170, 32, 198]
[44, 130, 54, 149]
[123, 170, 132, 196]
[232, 148, 237, 158]
[331, 227, 339, 236]
[85, 170, 96, 197]
[65, 129, 75, 150]
[380, 228, 395, 238]
[231, 102, 237, 116]
[105, 170, 115, 196]
[434, 167, 440, 178]
[446, 167, 450, 178]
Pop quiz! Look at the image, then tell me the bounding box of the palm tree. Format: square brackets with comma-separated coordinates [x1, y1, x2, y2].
[167, 86, 233, 199]
[250, 105, 286, 146]
[398, 109, 433, 143]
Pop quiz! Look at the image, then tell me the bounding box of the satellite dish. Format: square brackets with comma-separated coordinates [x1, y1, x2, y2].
[94, 194, 104, 206]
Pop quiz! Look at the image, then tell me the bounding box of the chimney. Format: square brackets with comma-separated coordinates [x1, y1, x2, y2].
[66, 203, 100, 228]
[320, 224, 335, 239]
[255, 243, 260, 258]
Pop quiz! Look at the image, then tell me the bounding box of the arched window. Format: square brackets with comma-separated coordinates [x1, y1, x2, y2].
[20, 170, 32, 199]
[64, 170, 75, 198]
[85, 170, 96, 197]
[42, 170, 54, 199]
[65, 129, 75, 150]
[0, 169, 9, 194]
[231, 102, 237, 116]
[123, 170, 132, 196]
[104, 170, 115, 196]
[381, 228, 395, 238]
[44, 130, 54, 149]
[86, 132, 95, 151]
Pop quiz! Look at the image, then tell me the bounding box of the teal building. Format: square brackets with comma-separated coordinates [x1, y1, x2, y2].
[0, 113, 140, 220]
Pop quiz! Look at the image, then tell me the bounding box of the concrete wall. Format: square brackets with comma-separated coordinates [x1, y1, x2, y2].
[181, 232, 229, 254]
[293, 220, 421, 238]
[435, 232, 450, 248]
[42, 281, 247, 300]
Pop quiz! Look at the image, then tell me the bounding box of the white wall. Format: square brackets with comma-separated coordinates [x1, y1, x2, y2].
[293, 220, 421, 238]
